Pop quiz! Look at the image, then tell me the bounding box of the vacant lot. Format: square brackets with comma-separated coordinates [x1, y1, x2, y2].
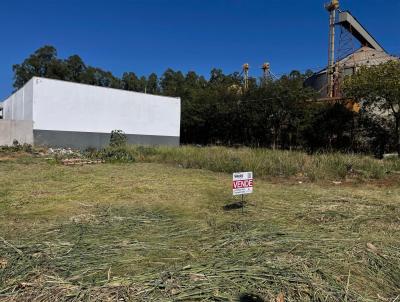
[0, 153, 399, 301]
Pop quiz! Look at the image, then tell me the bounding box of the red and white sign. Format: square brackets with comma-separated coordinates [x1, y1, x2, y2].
[232, 172, 253, 196]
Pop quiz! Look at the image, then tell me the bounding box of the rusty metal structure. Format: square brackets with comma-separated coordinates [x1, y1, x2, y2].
[261, 62, 277, 84]
[242, 63, 250, 91]
[325, 0, 340, 98]
[261, 63, 270, 80]
[305, 0, 399, 106]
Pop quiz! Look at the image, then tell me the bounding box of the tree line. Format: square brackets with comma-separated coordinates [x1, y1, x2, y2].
[12, 46, 400, 156]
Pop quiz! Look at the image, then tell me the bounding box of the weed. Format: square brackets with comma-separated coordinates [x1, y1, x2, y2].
[101, 145, 400, 181]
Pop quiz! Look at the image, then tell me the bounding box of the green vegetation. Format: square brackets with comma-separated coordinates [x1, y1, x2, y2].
[1, 151, 400, 301]
[0, 141, 34, 154]
[12, 46, 400, 155]
[92, 145, 400, 182]
[344, 61, 400, 156]
[109, 130, 128, 148]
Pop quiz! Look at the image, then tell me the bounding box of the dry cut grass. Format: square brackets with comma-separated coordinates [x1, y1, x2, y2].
[0, 154, 399, 301]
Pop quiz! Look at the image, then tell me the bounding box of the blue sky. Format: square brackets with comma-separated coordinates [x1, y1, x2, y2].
[1, 0, 399, 100]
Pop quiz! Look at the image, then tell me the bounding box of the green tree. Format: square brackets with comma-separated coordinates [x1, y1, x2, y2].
[138, 76, 147, 93]
[80, 67, 121, 88]
[147, 73, 159, 94]
[12, 45, 67, 89]
[344, 61, 400, 156]
[248, 71, 315, 148]
[15, 45, 368, 152]
[160, 68, 185, 96]
[65, 55, 86, 82]
[302, 103, 355, 153]
[122, 72, 140, 91]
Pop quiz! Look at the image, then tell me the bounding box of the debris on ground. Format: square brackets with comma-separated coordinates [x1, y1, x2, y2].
[0, 258, 7, 269]
[47, 148, 82, 157]
[61, 158, 104, 166]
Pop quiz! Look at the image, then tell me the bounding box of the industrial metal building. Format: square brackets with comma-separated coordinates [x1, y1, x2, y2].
[305, 46, 398, 98]
[305, 9, 399, 98]
[0, 77, 181, 149]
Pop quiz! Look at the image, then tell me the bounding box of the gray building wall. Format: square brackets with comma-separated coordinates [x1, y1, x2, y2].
[33, 130, 179, 149]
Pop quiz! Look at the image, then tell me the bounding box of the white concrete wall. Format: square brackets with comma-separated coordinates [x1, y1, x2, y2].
[0, 120, 33, 146]
[32, 77, 181, 137]
[1, 79, 34, 121]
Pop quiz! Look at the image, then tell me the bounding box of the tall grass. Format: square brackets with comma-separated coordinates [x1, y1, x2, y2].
[94, 145, 400, 181]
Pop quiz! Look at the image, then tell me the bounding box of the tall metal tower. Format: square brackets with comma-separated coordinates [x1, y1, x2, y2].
[261, 62, 271, 84]
[242, 63, 250, 91]
[325, 0, 340, 98]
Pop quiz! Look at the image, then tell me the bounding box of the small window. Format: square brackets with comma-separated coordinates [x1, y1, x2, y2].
[0, 107, 3, 119]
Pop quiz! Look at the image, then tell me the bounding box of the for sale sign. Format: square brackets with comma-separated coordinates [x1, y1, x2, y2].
[232, 172, 253, 196]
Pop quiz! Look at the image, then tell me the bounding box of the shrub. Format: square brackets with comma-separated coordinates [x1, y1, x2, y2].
[22, 143, 33, 153]
[110, 130, 127, 147]
[0, 141, 34, 153]
[84, 147, 99, 158]
[99, 146, 135, 163]
[135, 146, 158, 157]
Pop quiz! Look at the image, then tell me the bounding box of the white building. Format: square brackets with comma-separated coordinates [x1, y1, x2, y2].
[0, 77, 181, 148]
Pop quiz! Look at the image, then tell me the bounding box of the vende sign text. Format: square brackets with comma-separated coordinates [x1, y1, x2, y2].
[232, 172, 253, 196]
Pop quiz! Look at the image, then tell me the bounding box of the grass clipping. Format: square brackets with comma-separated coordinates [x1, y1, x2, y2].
[1, 203, 400, 301]
[1, 148, 400, 301]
